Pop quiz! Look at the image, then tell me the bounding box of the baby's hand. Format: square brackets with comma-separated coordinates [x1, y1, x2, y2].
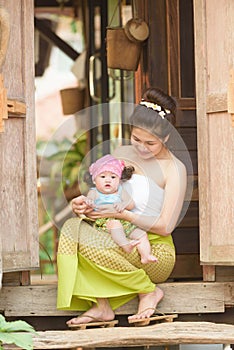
[113, 202, 126, 212]
[84, 198, 95, 208]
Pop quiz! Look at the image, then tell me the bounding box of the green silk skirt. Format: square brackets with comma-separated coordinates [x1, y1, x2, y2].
[57, 217, 175, 311]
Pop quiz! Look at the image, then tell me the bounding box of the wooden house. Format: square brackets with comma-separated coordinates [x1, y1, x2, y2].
[0, 0, 233, 347]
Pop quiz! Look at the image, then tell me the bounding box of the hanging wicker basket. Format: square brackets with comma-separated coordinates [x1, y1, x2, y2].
[60, 87, 85, 115]
[106, 27, 141, 71]
[106, 18, 149, 71]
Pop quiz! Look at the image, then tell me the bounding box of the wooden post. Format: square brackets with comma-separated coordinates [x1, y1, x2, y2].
[0, 235, 2, 289]
[203, 265, 216, 282]
[227, 68, 234, 127]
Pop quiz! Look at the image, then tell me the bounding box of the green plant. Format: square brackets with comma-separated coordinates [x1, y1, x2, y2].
[0, 314, 36, 350]
[47, 131, 88, 194]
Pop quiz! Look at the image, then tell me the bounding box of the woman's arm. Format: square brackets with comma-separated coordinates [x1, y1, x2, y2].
[87, 159, 187, 236]
[118, 188, 135, 211]
[123, 160, 187, 235]
[71, 195, 94, 215]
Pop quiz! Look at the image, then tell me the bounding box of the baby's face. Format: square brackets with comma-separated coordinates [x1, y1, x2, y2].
[94, 171, 120, 194]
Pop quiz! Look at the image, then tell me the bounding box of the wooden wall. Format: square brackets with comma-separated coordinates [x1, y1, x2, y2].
[0, 0, 39, 275]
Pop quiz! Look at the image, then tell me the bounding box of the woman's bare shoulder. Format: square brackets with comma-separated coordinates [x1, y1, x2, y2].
[168, 154, 187, 177]
[112, 145, 133, 158]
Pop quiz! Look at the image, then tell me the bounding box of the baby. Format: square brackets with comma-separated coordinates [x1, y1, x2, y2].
[82, 154, 157, 264]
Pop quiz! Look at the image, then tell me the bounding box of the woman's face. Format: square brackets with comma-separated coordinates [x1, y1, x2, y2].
[130, 127, 166, 159]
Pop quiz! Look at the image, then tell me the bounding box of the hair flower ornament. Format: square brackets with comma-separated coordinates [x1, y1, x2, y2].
[140, 100, 171, 119]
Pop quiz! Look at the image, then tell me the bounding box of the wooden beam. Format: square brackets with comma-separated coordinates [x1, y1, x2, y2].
[34, 17, 80, 61]
[26, 322, 234, 348]
[0, 282, 231, 317]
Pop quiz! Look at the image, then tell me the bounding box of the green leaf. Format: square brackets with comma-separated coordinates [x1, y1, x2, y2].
[73, 130, 87, 141]
[64, 150, 84, 162]
[0, 332, 33, 350]
[0, 315, 7, 329]
[47, 150, 67, 161]
[0, 319, 35, 333]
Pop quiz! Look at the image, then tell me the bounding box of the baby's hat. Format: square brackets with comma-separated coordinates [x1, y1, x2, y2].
[89, 154, 125, 181]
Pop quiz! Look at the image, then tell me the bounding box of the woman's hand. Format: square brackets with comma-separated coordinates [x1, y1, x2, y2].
[87, 205, 127, 220]
[71, 195, 93, 216]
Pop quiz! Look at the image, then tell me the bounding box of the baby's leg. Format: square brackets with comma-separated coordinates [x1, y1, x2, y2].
[106, 220, 139, 253]
[130, 228, 158, 264]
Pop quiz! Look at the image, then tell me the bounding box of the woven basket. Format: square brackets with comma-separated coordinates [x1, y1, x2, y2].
[106, 27, 142, 71]
[60, 87, 85, 115]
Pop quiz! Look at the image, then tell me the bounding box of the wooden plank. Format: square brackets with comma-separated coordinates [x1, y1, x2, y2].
[207, 112, 234, 264]
[224, 283, 234, 307]
[2, 272, 21, 286]
[26, 322, 234, 348]
[178, 201, 199, 228]
[2, 252, 32, 272]
[23, 0, 40, 269]
[205, 245, 234, 266]
[173, 228, 199, 254]
[194, 0, 234, 265]
[177, 110, 197, 127]
[193, 0, 211, 264]
[207, 93, 227, 113]
[176, 127, 197, 151]
[216, 266, 234, 282]
[0, 282, 229, 317]
[177, 98, 196, 110]
[7, 99, 26, 115]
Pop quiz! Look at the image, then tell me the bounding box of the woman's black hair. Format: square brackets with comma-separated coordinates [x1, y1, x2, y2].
[83, 165, 135, 187]
[129, 87, 177, 139]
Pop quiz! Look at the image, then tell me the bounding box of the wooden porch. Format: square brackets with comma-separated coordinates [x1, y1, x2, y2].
[1, 279, 234, 349]
[1, 280, 233, 318]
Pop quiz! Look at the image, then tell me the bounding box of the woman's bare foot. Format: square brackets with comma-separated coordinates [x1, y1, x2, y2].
[140, 254, 158, 264]
[128, 287, 164, 321]
[67, 299, 115, 326]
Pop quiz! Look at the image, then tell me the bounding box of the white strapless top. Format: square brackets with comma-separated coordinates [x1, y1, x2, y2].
[122, 174, 164, 217]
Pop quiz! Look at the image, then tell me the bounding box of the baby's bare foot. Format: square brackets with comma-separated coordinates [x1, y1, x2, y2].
[141, 254, 158, 264]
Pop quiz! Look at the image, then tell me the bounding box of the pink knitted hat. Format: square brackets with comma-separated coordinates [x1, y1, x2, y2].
[89, 154, 125, 181]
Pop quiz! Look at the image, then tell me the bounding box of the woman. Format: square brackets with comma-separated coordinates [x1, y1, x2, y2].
[57, 87, 187, 326]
